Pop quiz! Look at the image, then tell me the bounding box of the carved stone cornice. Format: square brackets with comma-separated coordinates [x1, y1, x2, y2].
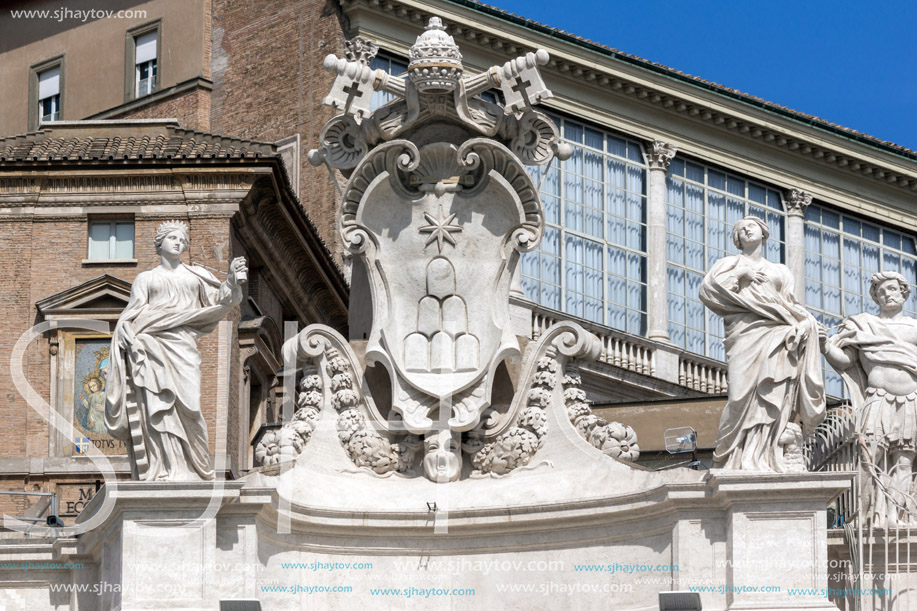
[0, 172, 258, 195]
[784, 188, 813, 217]
[647, 141, 677, 171]
[238, 175, 349, 330]
[177, 174, 257, 193]
[46, 175, 176, 193]
[339, 0, 917, 194]
[0, 177, 41, 195]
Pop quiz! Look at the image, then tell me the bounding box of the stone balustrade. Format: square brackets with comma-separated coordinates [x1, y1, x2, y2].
[528, 305, 656, 378]
[677, 353, 728, 394]
[518, 298, 732, 394]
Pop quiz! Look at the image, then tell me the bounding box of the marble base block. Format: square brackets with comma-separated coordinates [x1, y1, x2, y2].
[33, 471, 850, 611]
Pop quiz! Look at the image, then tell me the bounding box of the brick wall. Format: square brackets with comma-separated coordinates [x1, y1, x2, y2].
[0, 220, 34, 460]
[210, 0, 347, 263]
[113, 86, 212, 132]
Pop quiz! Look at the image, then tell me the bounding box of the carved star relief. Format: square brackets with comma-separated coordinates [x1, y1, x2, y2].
[419, 207, 462, 252]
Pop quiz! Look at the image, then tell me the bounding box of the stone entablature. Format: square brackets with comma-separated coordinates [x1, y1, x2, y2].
[0, 171, 258, 212]
[340, 0, 917, 226]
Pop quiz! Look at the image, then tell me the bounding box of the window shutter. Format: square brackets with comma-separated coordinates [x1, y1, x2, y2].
[38, 67, 60, 100]
[135, 31, 157, 64]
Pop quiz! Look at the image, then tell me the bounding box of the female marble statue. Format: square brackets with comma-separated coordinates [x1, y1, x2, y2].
[699, 216, 825, 471]
[105, 221, 247, 481]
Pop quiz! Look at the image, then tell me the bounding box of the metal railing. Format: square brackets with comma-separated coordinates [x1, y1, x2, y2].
[806, 404, 917, 611]
[0, 491, 63, 536]
[806, 405, 858, 528]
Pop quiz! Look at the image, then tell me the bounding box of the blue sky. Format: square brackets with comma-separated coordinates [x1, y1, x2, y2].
[481, 0, 917, 152]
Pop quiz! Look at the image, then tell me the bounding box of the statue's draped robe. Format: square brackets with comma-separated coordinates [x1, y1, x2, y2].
[105, 265, 241, 480]
[699, 256, 825, 471]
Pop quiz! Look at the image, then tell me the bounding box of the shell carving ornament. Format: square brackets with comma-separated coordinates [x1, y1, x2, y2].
[276, 17, 635, 482]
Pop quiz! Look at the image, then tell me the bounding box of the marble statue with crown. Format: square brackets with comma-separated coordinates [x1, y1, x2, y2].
[105, 221, 247, 481]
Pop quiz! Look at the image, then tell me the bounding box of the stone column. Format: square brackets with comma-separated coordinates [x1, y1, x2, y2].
[646, 141, 677, 343]
[785, 189, 813, 303]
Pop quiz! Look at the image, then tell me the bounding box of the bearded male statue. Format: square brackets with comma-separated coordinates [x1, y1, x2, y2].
[824, 271, 917, 526]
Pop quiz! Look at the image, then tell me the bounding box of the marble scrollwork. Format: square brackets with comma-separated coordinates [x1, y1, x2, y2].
[299, 17, 591, 481]
[327, 351, 422, 475]
[563, 366, 640, 462]
[337, 134, 546, 449]
[273, 325, 422, 476]
[308, 115, 367, 170]
[472, 356, 553, 475]
[509, 111, 567, 166]
[470, 321, 640, 475]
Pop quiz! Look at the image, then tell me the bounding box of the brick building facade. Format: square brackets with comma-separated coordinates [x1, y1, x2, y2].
[0, 119, 347, 520]
[2, 0, 917, 523]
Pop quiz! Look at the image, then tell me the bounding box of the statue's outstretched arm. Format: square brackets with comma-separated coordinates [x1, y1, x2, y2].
[823, 328, 856, 370]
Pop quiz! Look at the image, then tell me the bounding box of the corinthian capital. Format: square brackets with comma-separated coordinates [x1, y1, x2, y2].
[784, 189, 813, 217]
[647, 140, 677, 170]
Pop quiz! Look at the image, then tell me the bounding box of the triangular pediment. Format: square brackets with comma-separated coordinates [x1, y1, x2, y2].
[36, 274, 132, 319]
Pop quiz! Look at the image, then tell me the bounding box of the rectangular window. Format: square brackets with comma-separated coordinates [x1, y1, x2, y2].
[88, 221, 134, 260]
[520, 115, 648, 334]
[38, 66, 61, 122]
[30, 56, 64, 129]
[125, 21, 160, 102]
[665, 156, 787, 360]
[135, 30, 158, 97]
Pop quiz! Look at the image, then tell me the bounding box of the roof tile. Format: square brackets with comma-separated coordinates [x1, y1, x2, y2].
[0, 121, 277, 162]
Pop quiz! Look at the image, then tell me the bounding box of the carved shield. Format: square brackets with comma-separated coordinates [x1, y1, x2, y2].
[341, 140, 543, 434]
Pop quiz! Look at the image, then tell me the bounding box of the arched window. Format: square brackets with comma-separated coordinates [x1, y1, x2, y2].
[521, 116, 648, 334]
[665, 157, 786, 360]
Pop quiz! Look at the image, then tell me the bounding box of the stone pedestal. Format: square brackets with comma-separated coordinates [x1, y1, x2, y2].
[708, 471, 845, 611]
[76, 481, 250, 611]
[61, 469, 850, 611]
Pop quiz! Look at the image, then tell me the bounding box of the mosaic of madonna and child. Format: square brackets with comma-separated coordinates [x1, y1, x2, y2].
[72, 339, 125, 456]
